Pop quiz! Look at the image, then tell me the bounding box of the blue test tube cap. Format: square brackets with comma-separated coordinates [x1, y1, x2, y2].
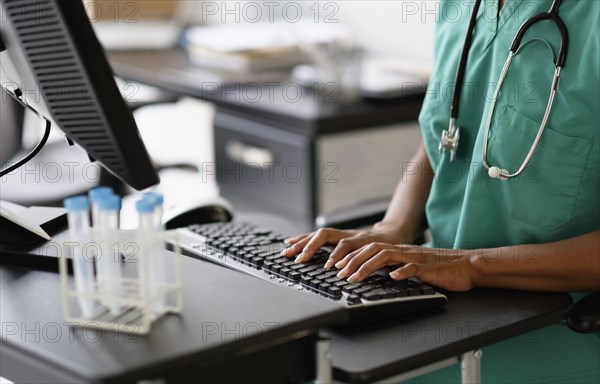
[88, 187, 113, 202]
[98, 194, 121, 211]
[136, 199, 155, 214]
[64, 195, 89, 212]
[144, 192, 164, 206]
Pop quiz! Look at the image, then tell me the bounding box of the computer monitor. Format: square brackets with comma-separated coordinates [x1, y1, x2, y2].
[0, 0, 159, 246]
[0, 0, 159, 190]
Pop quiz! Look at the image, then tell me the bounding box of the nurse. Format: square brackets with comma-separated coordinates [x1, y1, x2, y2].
[283, 0, 599, 382]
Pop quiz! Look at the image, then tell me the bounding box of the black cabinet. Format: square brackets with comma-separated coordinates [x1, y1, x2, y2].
[213, 95, 424, 231]
[109, 49, 426, 231]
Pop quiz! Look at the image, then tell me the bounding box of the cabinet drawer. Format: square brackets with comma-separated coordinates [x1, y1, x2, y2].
[214, 112, 315, 223]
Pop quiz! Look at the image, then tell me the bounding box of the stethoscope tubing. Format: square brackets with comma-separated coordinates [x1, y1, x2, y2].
[442, 0, 569, 180]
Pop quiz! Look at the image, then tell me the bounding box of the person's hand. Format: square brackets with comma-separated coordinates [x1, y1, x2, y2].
[335, 243, 477, 292]
[281, 225, 409, 268]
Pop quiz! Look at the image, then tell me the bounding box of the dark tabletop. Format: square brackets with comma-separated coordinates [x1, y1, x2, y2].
[0, 254, 346, 383]
[0, 212, 574, 384]
[327, 288, 573, 383]
[107, 49, 425, 135]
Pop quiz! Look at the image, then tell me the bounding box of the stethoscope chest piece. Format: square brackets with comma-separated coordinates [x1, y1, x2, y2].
[439, 119, 460, 161]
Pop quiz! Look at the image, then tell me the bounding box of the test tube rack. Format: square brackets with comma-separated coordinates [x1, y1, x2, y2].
[59, 229, 183, 335]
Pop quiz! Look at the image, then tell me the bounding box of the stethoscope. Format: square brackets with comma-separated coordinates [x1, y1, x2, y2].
[439, 0, 569, 180]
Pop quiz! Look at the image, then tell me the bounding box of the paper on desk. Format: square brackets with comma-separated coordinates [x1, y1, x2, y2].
[185, 22, 352, 53]
[93, 21, 180, 50]
[359, 57, 431, 99]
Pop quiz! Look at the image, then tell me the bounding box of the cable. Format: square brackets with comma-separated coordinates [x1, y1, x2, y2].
[0, 117, 51, 178]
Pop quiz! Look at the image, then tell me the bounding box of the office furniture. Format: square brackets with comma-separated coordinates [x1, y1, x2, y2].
[326, 289, 572, 383]
[0, 250, 346, 383]
[108, 49, 427, 231]
[0, 251, 574, 384]
[0, 211, 579, 384]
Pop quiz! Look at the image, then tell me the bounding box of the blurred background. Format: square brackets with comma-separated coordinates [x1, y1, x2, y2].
[2, 0, 438, 231]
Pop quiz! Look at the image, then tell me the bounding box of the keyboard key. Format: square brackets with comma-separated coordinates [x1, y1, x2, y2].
[263, 261, 274, 271]
[391, 288, 408, 297]
[322, 271, 339, 279]
[378, 289, 395, 299]
[354, 287, 375, 296]
[362, 291, 382, 301]
[288, 271, 301, 282]
[299, 265, 319, 274]
[343, 283, 361, 293]
[347, 294, 361, 305]
[421, 286, 436, 295]
[250, 256, 264, 268]
[334, 280, 350, 288]
[318, 282, 331, 292]
[364, 275, 385, 284]
[328, 286, 342, 298]
[357, 284, 376, 291]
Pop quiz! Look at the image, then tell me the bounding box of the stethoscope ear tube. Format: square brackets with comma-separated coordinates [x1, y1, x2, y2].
[510, 10, 569, 68]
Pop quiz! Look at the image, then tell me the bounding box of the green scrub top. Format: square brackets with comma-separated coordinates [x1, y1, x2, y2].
[414, 5, 599, 382]
[419, 0, 599, 249]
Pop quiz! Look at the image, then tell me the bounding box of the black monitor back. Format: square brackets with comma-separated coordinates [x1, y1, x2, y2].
[0, 0, 159, 190]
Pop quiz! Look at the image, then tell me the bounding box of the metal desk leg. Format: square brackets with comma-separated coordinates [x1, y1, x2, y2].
[315, 337, 333, 384]
[461, 349, 482, 384]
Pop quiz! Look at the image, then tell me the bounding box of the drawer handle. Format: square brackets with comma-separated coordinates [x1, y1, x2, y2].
[225, 140, 275, 167]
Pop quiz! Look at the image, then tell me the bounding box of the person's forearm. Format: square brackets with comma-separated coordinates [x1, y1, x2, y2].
[374, 142, 434, 243]
[470, 230, 600, 291]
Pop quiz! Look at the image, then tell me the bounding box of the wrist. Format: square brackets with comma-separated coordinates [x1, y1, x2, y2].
[465, 250, 485, 288]
[373, 221, 416, 244]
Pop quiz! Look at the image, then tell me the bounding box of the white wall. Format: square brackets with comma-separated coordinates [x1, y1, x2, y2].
[333, 1, 438, 63]
[187, 0, 438, 65]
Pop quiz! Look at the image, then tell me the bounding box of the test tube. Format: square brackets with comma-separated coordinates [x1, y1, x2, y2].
[136, 199, 158, 317]
[64, 196, 95, 319]
[144, 192, 164, 229]
[97, 194, 122, 315]
[88, 187, 113, 227]
[143, 194, 167, 317]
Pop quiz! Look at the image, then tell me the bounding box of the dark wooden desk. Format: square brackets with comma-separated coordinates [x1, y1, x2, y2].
[0, 212, 575, 384]
[327, 289, 572, 383]
[0, 255, 346, 383]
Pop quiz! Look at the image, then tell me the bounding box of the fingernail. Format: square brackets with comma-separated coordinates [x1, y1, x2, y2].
[389, 271, 400, 279]
[294, 254, 304, 263]
[347, 274, 357, 283]
[324, 259, 333, 269]
[335, 261, 344, 269]
[284, 239, 292, 244]
[337, 270, 348, 279]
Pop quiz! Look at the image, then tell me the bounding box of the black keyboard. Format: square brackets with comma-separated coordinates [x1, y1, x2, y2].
[175, 222, 447, 327]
